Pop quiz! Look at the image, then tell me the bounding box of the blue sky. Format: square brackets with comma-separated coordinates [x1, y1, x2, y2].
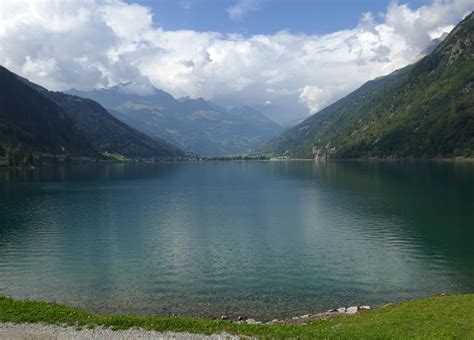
[131, 0, 434, 35]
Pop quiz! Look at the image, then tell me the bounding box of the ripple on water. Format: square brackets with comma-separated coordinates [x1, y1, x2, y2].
[0, 161, 473, 319]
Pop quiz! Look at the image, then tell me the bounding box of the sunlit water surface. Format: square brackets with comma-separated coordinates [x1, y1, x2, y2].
[0, 161, 473, 320]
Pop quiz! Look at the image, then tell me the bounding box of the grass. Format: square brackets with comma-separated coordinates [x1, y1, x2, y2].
[102, 151, 131, 162]
[1, 295, 473, 338]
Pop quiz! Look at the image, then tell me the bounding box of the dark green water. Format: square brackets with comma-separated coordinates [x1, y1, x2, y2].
[0, 161, 473, 320]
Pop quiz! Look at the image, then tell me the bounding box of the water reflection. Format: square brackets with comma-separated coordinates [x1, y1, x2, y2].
[0, 161, 473, 320]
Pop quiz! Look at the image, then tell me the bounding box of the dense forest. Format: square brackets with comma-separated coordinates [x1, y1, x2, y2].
[0, 66, 97, 158]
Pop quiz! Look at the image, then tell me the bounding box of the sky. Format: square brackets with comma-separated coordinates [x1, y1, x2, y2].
[138, 0, 434, 35]
[0, 0, 472, 124]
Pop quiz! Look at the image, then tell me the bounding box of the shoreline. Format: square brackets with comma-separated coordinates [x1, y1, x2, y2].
[1, 155, 473, 171]
[1, 294, 473, 338]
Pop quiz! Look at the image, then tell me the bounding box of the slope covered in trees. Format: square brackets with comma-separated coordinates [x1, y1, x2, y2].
[0, 66, 96, 157]
[265, 13, 474, 159]
[49, 92, 184, 159]
[0, 66, 184, 159]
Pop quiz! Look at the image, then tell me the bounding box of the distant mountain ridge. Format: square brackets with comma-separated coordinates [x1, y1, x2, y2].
[264, 12, 474, 159]
[68, 85, 282, 156]
[0, 66, 184, 159]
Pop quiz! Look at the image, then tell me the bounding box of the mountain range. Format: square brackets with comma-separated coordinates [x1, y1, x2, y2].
[0, 66, 184, 159]
[264, 12, 473, 159]
[67, 86, 282, 156]
[1, 13, 472, 162]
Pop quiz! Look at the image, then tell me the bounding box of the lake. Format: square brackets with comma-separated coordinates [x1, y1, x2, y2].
[0, 161, 473, 320]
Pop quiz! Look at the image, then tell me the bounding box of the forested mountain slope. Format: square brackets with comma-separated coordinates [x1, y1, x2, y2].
[265, 13, 473, 159]
[0, 66, 96, 156]
[0, 66, 185, 159]
[49, 92, 184, 159]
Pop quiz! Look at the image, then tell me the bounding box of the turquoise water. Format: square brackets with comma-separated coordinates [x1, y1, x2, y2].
[0, 161, 473, 320]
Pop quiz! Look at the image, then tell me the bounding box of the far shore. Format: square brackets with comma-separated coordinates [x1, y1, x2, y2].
[1, 155, 473, 171]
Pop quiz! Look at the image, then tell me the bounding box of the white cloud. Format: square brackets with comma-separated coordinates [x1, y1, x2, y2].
[299, 86, 332, 114]
[428, 25, 454, 39]
[226, 0, 263, 21]
[0, 0, 471, 124]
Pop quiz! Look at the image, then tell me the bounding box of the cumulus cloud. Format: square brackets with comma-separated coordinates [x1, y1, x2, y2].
[299, 86, 333, 114]
[0, 0, 471, 124]
[226, 0, 263, 21]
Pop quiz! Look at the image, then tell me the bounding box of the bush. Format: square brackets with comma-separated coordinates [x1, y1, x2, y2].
[6, 144, 34, 166]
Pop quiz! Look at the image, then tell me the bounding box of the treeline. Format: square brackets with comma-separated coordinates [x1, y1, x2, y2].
[203, 155, 269, 161]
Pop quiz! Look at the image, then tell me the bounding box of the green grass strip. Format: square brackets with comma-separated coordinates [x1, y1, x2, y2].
[1, 295, 473, 338]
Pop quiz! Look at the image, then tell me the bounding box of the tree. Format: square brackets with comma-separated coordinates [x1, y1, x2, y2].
[23, 151, 34, 166]
[7, 148, 14, 166]
[6, 144, 34, 166]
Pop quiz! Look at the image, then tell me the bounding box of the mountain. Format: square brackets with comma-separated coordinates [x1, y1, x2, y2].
[0, 66, 96, 156]
[68, 86, 282, 156]
[229, 105, 280, 126]
[264, 13, 474, 159]
[0, 66, 184, 159]
[48, 92, 184, 159]
[415, 32, 449, 60]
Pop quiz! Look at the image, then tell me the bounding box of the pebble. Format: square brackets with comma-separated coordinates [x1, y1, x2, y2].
[0, 322, 241, 339]
[346, 306, 358, 314]
[245, 318, 261, 324]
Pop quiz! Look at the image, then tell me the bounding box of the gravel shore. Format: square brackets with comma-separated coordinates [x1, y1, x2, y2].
[0, 322, 242, 340]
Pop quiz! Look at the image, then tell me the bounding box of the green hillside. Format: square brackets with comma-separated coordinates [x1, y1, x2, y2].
[49, 92, 184, 159]
[0, 66, 96, 157]
[265, 13, 474, 159]
[0, 66, 185, 160]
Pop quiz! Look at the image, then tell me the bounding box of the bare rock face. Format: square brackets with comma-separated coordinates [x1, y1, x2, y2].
[359, 305, 371, 310]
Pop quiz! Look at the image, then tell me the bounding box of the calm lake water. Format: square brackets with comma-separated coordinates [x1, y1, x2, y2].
[0, 161, 473, 320]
